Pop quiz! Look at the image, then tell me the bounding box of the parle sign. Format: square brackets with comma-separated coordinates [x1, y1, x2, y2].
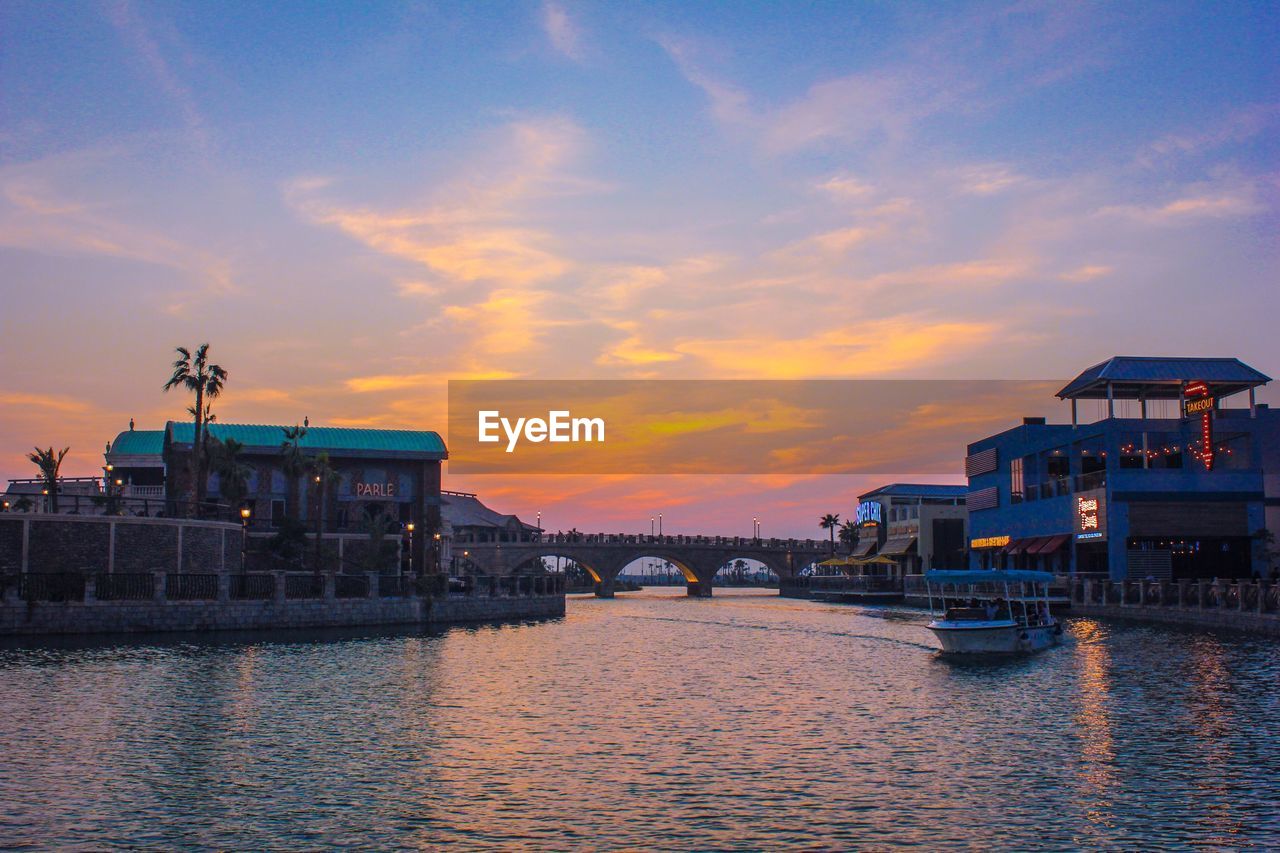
[354, 481, 397, 499]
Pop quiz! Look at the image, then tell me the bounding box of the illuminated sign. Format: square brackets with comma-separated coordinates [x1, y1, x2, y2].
[970, 535, 1011, 549]
[1183, 380, 1214, 471]
[355, 482, 397, 498]
[855, 501, 882, 526]
[1074, 491, 1107, 541]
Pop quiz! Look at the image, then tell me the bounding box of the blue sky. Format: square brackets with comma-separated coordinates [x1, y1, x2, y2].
[1, 0, 1277, 532]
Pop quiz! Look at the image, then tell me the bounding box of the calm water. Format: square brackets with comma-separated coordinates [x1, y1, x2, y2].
[1, 589, 1278, 850]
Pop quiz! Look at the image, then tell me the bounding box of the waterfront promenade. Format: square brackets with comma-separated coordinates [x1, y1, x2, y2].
[0, 514, 564, 637]
[792, 572, 1280, 637]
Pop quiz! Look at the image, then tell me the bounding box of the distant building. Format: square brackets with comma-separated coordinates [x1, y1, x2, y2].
[852, 484, 968, 576]
[439, 490, 540, 572]
[966, 356, 1276, 580]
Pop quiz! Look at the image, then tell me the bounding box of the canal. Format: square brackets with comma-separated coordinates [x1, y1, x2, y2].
[1, 588, 1277, 849]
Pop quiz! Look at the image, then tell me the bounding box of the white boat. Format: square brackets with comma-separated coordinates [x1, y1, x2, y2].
[924, 570, 1064, 655]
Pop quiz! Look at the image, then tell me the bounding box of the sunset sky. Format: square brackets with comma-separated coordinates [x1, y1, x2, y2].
[1, 1, 1277, 537]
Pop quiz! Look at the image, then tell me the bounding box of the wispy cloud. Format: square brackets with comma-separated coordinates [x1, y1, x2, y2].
[101, 0, 211, 158]
[0, 151, 236, 307]
[287, 117, 593, 289]
[541, 2, 583, 61]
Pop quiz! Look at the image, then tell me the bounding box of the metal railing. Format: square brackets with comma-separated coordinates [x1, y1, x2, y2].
[20, 573, 86, 602]
[285, 575, 323, 599]
[94, 573, 154, 601]
[230, 574, 274, 600]
[809, 575, 902, 594]
[334, 575, 369, 598]
[1072, 578, 1280, 615]
[166, 574, 219, 601]
[3, 571, 567, 606]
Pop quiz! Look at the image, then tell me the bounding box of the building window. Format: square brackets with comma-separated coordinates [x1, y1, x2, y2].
[1010, 457, 1024, 503]
[270, 499, 285, 528]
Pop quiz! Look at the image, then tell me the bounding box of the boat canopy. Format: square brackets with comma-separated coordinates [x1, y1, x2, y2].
[925, 570, 1055, 585]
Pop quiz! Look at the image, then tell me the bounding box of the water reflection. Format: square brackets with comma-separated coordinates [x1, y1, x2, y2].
[0, 590, 1277, 849]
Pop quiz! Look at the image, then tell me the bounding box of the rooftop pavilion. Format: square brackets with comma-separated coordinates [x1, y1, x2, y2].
[1056, 356, 1271, 425]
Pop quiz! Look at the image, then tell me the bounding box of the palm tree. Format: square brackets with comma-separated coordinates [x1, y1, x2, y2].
[27, 446, 69, 513]
[209, 436, 250, 510]
[819, 513, 841, 556]
[280, 423, 308, 522]
[838, 520, 858, 551]
[163, 344, 227, 515]
[309, 450, 340, 574]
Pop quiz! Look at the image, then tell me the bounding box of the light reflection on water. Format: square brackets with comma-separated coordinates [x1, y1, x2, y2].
[1, 588, 1277, 849]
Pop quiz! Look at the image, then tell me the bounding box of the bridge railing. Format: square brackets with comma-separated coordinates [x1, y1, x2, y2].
[532, 532, 826, 550]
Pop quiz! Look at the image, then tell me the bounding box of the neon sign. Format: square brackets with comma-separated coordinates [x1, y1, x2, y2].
[1183, 380, 1214, 471]
[1075, 492, 1106, 541]
[355, 482, 397, 498]
[855, 502, 882, 526]
[970, 535, 1011, 549]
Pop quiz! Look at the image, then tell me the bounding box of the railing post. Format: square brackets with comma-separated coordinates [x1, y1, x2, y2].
[217, 572, 231, 603]
[84, 574, 97, 605]
[367, 572, 379, 599]
[273, 571, 287, 604]
[1237, 581, 1247, 612]
[153, 571, 167, 603]
[1259, 580, 1270, 614]
[323, 573, 336, 602]
[1196, 579, 1207, 609]
[1177, 578, 1188, 607]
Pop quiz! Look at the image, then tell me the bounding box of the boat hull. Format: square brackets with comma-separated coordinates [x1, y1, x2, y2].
[928, 620, 1061, 655]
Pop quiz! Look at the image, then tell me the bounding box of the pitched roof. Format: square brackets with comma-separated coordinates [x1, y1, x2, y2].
[108, 429, 165, 457]
[440, 491, 536, 530]
[1056, 356, 1270, 400]
[857, 483, 968, 500]
[164, 421, 447, 459]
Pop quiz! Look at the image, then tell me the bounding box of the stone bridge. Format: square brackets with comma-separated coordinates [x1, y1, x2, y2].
[457, 533, 830, 597]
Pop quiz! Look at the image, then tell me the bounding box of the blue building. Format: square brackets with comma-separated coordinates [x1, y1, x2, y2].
[966, 357, 1276, 581]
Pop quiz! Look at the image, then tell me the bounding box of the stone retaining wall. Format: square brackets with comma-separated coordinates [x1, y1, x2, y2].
[0, 591, 564, 637]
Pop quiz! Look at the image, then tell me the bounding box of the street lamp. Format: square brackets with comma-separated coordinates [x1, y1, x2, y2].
[239, 506, 251, 571]
[658, 513, 663, 537]
[406, 522, 415, 577]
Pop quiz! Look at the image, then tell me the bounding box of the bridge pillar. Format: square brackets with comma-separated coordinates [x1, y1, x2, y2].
[687, 580, 713, 598]
[594, 578, 616, 598]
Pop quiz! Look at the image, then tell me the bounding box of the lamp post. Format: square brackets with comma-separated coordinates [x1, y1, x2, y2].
[239, 506, 251, 571]
[650, 516, 655, 538]
[433, 531, 442, 574]
[406, 522, 415, 577]
[536, 511, 542, 541]
[659, 513, 663, 537]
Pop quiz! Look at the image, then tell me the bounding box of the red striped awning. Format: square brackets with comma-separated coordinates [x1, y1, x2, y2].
[1031, 534, 1070, 555]
[1003, 538, 1031, 555]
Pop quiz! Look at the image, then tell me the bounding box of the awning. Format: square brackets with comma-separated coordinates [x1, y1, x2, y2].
[1019, 536, 1050, 555]
[1030, 534, 1070, 555]
[851, 538, 877, 557]
[1003, 538, 1029, 554]
[879, 536, 917, 556]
